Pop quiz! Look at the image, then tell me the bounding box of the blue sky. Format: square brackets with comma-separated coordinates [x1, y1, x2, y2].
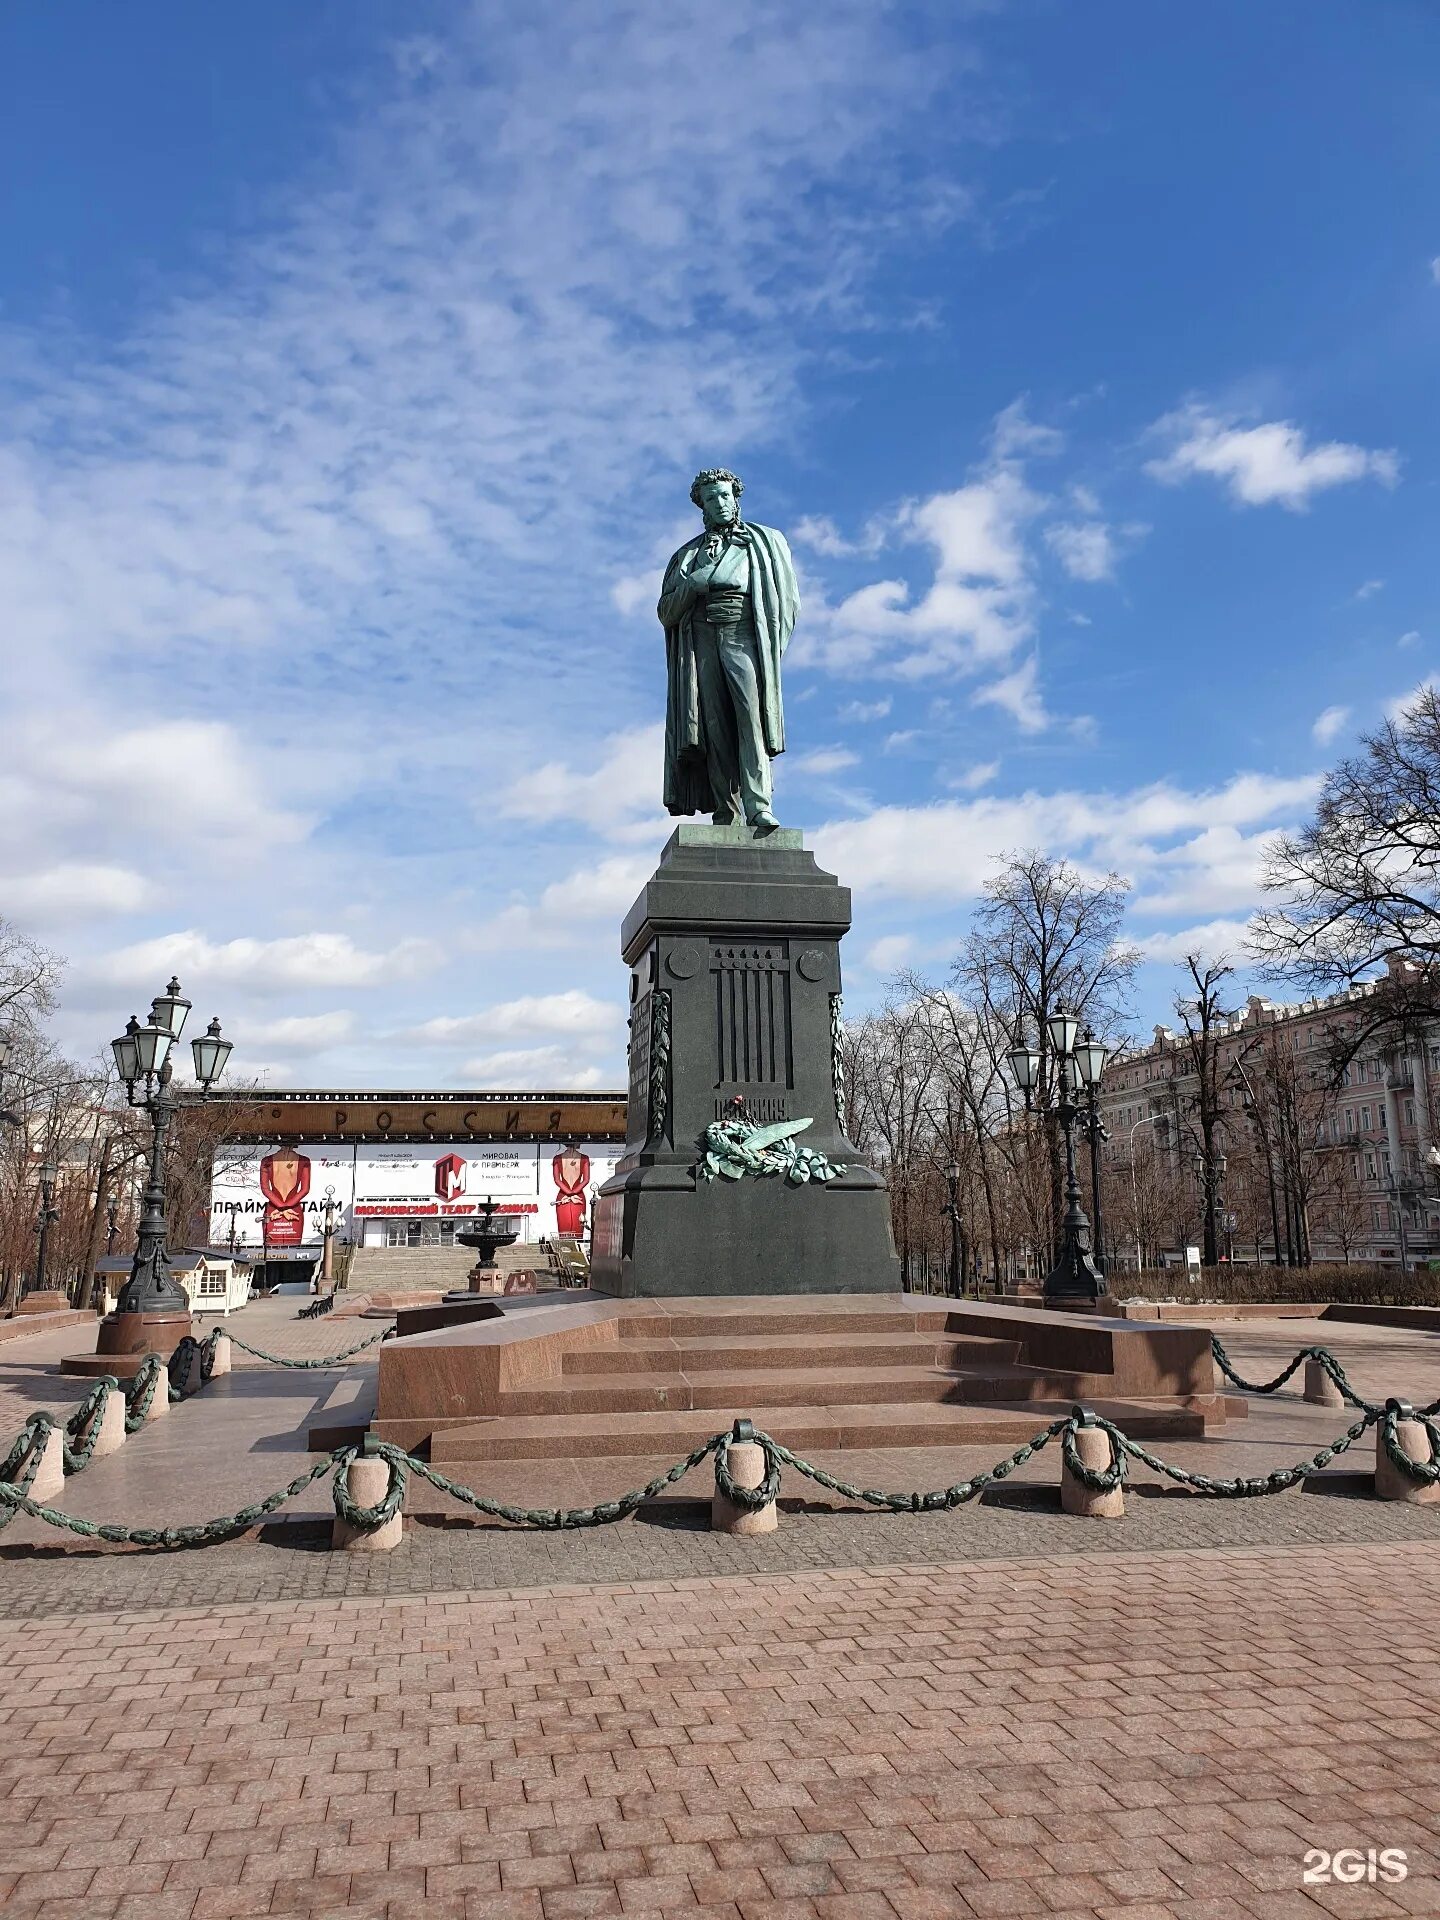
[2, 0, 1436, 1089]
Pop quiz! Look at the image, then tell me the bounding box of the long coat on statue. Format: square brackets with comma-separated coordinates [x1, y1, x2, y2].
[659, 521, 800, 817]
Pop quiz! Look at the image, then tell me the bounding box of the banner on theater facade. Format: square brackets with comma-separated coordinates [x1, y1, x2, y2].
[210, 1138, 620, 1247]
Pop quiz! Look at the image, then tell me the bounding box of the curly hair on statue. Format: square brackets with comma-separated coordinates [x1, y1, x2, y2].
[690, 467, 744, 508]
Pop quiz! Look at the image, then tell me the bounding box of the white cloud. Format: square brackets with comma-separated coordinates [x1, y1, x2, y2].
[1386, 675, 1440, 722]
[839, 697, 892, 723]
[803, 401, 1057, 688]
[476, 853, 655, 950]
[1311, 705, 1350, 747]
[0, 864, 148, 925]
[883, 730, 920, 754]
[946, 760, 1000, 792]
[496, 726, 664, 833]
[813, 770, 1319, 910]
[864, 934, 915, 973]
[791, 514, 885, 559]
[243, 1011, 359, 1053]
[1354, 578, 1385, 600]
[1130, 920, 1253, 964]
[971, 655, 1048, 733]
[91, 930, 440, 996]
[403, 991, 621, 1046]
[1146, 406, 1400, 510]
[1431, 257, 1440, 286]
[0, 717, 309, 878]
[457, 1046, 612, 1089]
[1044, 520, 1115, 582]
[790, 746, 860, 778]
[1398, 630, 1420, 649]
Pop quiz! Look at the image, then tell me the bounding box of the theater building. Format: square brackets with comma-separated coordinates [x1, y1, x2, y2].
[208, 1090, 626, 1284]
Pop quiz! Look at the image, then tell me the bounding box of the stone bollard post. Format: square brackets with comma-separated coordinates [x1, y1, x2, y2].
[711, 1419, 778, 1535]
[1061, 1414, 1125, 1519]
[138, 1369, 170, 1423]
[89, 1384, 127, 1461]
[1303, 1357, 1345, 1408]
[209, 1333, 232, 1377]
[27, 1425, 66, 1504]
[1375, 1404, 1440, 1507]
[331, 1451, 404, 1552]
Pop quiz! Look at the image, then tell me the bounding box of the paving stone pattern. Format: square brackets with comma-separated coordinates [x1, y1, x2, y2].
[3, 1540, 1440, 1919]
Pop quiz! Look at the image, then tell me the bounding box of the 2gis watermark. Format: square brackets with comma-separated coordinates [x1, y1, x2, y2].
[1303, 1847, 1408, 1885]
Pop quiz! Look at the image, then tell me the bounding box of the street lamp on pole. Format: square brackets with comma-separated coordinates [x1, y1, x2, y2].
[944, 1157, 962, 1297]
[96, 979, 236, 1368]
[1005, 1007, 1110, 1306]
[32, 1152, 60, 1298]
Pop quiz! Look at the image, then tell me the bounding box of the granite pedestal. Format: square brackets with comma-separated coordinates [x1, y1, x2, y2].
[590, 824, 899, 1297]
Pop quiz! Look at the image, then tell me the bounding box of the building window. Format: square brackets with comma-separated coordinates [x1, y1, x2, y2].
[1372, 1205, 1383, 1229]
[1345, 1110, 1356, 1134]
[199, 1272, 225, 1297]
[1362, 1107, 1372, 1130]
[1405, 1099, 1416, 1126]
[1366, 1153, 1376, 1179]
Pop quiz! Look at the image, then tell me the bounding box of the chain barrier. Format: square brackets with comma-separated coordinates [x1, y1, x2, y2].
[225, 1327, 392, 1369]
[0, 1452, 347, 1548]
[1210, 1335, 1440, 1418]
[8, 1399, 1423, 1551]
[0, 1317, 395, 1536]
[5, 1333, 1440, 1546]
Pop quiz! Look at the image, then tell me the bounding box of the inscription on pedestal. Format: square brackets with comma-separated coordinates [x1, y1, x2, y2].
[714, 1095, 791, 1122]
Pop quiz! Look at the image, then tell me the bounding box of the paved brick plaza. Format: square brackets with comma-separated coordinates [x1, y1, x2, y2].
[2, 1541, 1439, 1919]
[2, 1302, 1439, 1917]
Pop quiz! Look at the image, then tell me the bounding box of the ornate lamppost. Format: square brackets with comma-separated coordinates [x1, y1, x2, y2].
[319, 1186, 338, 1292]
[1006, 1007, 1110, 1307]
[1077, 1026, 1110, 1277]
[944, 1156, 962, 1296]
[96, 978, 235, 1368]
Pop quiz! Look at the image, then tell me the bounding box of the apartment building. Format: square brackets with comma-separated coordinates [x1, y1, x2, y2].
[1096, 966, 1440, 1269]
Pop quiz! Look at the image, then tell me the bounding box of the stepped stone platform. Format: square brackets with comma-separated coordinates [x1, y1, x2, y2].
[311, 1290, 1241, 1462]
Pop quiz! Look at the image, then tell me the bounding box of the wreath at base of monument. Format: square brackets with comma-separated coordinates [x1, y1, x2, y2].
[697, 1116, 846, 1186]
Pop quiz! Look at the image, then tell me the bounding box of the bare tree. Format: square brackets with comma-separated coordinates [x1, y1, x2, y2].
[1253, 686, 1440, 1059]
[842, 997, 940, 1281]
[958, 852, 1137, 1263]
[1168, 956, 1237, 1266]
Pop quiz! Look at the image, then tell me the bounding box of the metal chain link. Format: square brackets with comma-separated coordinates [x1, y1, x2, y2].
[0, 1450, 349, 1548]
[390, 1434, 728, 1529]
[1211, 1334, 1440, 1419]
[2, 1380, 1436, 1550]
[762, 1417, 1073, 1511]
[123, 1355, 166, 1430]
[225, 1327, 392, 1368]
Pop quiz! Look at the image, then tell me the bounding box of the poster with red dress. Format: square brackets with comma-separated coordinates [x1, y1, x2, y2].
[259, 1147, 311, 1248]
[551, 1146, 591, 1238]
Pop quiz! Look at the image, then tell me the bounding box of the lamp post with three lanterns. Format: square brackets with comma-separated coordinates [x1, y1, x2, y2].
[93, 977, 235, 1368]
[1005, 1007, 1110, 1306]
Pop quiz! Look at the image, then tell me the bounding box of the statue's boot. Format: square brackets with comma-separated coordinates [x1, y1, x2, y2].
[748, 809, 780, 833]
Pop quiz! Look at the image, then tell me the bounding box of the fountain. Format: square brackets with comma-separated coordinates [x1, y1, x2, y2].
[445, 1195, 525, 1301]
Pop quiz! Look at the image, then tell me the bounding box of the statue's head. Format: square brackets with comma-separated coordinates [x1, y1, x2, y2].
[691, 467, 743, 530]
